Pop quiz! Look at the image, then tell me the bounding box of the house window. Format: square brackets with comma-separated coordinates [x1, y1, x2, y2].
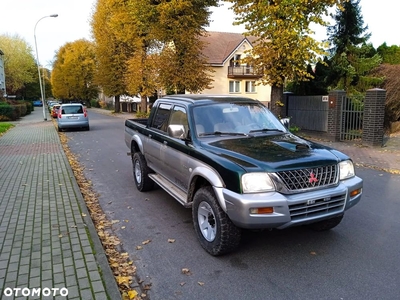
[230, 54, 241, 67]
[229, 81, 241, 93]
[245, 81, 256, 93]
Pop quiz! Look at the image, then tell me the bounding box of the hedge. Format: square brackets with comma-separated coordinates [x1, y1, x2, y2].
[0, 102, 31, 121]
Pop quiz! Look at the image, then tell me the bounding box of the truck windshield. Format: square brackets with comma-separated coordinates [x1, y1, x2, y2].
[192, 102, 287, 136]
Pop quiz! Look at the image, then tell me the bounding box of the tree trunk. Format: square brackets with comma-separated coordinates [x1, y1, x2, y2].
[140, 95, 147, 113]
[114, 94, 120, 113]
[270, 84, 284, 118]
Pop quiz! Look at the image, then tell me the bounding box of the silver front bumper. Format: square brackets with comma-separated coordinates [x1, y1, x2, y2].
[218, 176, 363, 229]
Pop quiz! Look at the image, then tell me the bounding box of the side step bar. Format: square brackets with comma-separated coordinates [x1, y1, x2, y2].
[148, 174, 192, 208]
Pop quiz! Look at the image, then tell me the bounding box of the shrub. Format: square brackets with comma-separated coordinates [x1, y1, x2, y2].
[12, 105, 23, 119]
[135, 111, 150, 118]
[25, 101, 33, 114]
[0, 103, 15, 121]
[90, 99, 100, 108]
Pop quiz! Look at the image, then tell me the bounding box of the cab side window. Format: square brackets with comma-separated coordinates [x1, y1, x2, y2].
[169, 106, 188, 127]
[167, 106, 188, 138]
[150, 103, 171, 132]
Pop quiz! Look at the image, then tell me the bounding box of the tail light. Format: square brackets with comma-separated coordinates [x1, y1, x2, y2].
[84, 108, 87, 117]
[58, 111, 62, 118]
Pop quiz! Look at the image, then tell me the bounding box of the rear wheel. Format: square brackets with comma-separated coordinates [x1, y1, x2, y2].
[307, 215, 343, 231]
[132, 152, 153, 192]
[192, 186, 241, 256]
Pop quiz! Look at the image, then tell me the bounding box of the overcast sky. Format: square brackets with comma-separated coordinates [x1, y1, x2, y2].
[0, 0, 397, 67]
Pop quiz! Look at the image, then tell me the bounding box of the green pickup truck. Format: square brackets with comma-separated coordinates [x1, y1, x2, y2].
[124, 94, 363, 256]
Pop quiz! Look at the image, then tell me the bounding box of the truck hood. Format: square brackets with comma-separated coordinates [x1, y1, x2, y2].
[202, 133, 346, 172]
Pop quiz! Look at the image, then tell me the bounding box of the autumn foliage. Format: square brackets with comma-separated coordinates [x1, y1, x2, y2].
[228, 0, 346, 116]
[51, 39, 98, 102]
[371, 64, 400, 130]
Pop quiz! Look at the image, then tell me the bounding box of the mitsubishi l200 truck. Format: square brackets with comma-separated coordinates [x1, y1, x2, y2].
[124, 95, 363, 255]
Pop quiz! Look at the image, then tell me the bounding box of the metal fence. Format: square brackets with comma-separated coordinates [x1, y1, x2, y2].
[339, 96, 363, 141]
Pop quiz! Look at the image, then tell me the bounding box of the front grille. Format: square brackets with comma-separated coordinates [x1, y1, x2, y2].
[289, 194, 346, 221]
[276, 165, 338, 191]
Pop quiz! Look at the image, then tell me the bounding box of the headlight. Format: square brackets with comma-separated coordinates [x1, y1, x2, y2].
[242, 173, 275, 193]
[339, 160, 355, 180]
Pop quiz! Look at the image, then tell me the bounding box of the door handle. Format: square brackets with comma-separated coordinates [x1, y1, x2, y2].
[148, 134, 152, 138]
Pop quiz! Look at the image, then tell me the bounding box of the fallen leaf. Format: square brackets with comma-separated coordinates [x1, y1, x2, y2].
[127, 290, 138, 299]
[198, 282, 205, 286]
[310, 251, 317, 255]
[58, 234, 63, 238]
[111, 220, 120, 224]
[116, 275, 132, 286]
[168, 239, 176, 243]
[81, 213, 87, 217]
[142, 239, 151, 245]
[136, 246, 143, 250]
[121, 226, 126, 229]
[181, 268, 191, 275]
[180, 282, 186, 286]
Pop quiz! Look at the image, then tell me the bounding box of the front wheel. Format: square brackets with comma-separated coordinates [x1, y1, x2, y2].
[192, 186, 241, 256]
[307, 215, 344, 231]
[132, 152, 153, 192]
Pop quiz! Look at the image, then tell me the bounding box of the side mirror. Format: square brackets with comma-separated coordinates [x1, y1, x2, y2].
[167, 124, 187, 139]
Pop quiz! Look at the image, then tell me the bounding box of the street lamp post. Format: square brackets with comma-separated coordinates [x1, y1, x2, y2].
[34, 14, 58, 121]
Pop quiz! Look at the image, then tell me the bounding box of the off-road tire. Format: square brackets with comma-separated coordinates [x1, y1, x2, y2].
[132, 152, 154, 192]
[307, 215, 344, 231]
[192, 186, 241, 256]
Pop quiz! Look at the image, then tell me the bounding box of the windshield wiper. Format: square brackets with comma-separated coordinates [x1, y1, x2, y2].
[199, 131, 248, 137]
[249, 128, 285, 133]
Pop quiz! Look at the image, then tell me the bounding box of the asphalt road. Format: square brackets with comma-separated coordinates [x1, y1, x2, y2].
[65, 109, 400, 300]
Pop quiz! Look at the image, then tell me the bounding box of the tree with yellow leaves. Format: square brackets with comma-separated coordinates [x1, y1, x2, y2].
[228, 0, 345, 116]
[91, 0, 218, 113]
[51, 39, 98, 103]
[0, 34, 37, 97]
[154, 0, 217, 94]
[91, 0, 134, 113]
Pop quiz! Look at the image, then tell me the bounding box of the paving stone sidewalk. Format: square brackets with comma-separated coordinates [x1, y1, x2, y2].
[0, 110, 121, 300]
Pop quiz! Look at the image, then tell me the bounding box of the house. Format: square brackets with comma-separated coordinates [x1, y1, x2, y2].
[194, 31, 271, 106]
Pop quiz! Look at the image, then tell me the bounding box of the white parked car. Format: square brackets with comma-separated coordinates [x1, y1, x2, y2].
[57, 103, 89, 132]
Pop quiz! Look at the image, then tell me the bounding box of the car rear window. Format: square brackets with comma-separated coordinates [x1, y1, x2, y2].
[61, 105, 84, 114]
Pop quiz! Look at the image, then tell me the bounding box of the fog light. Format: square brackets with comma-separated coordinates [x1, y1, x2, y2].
[350, 188, 362, 197]
[250, 207, 274, 214]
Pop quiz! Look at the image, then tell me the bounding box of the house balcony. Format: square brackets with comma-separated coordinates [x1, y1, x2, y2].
[227, 66, 262, 78]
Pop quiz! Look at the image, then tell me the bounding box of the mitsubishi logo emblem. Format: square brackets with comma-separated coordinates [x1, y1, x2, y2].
[309, 172, 318, 184]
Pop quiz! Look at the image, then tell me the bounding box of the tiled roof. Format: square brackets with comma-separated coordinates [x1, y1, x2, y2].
[200, 31, 256, 65]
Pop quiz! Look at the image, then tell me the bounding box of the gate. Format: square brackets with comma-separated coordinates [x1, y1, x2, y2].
[339, 96, 363, 141]
[287, 95, 328, 131]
